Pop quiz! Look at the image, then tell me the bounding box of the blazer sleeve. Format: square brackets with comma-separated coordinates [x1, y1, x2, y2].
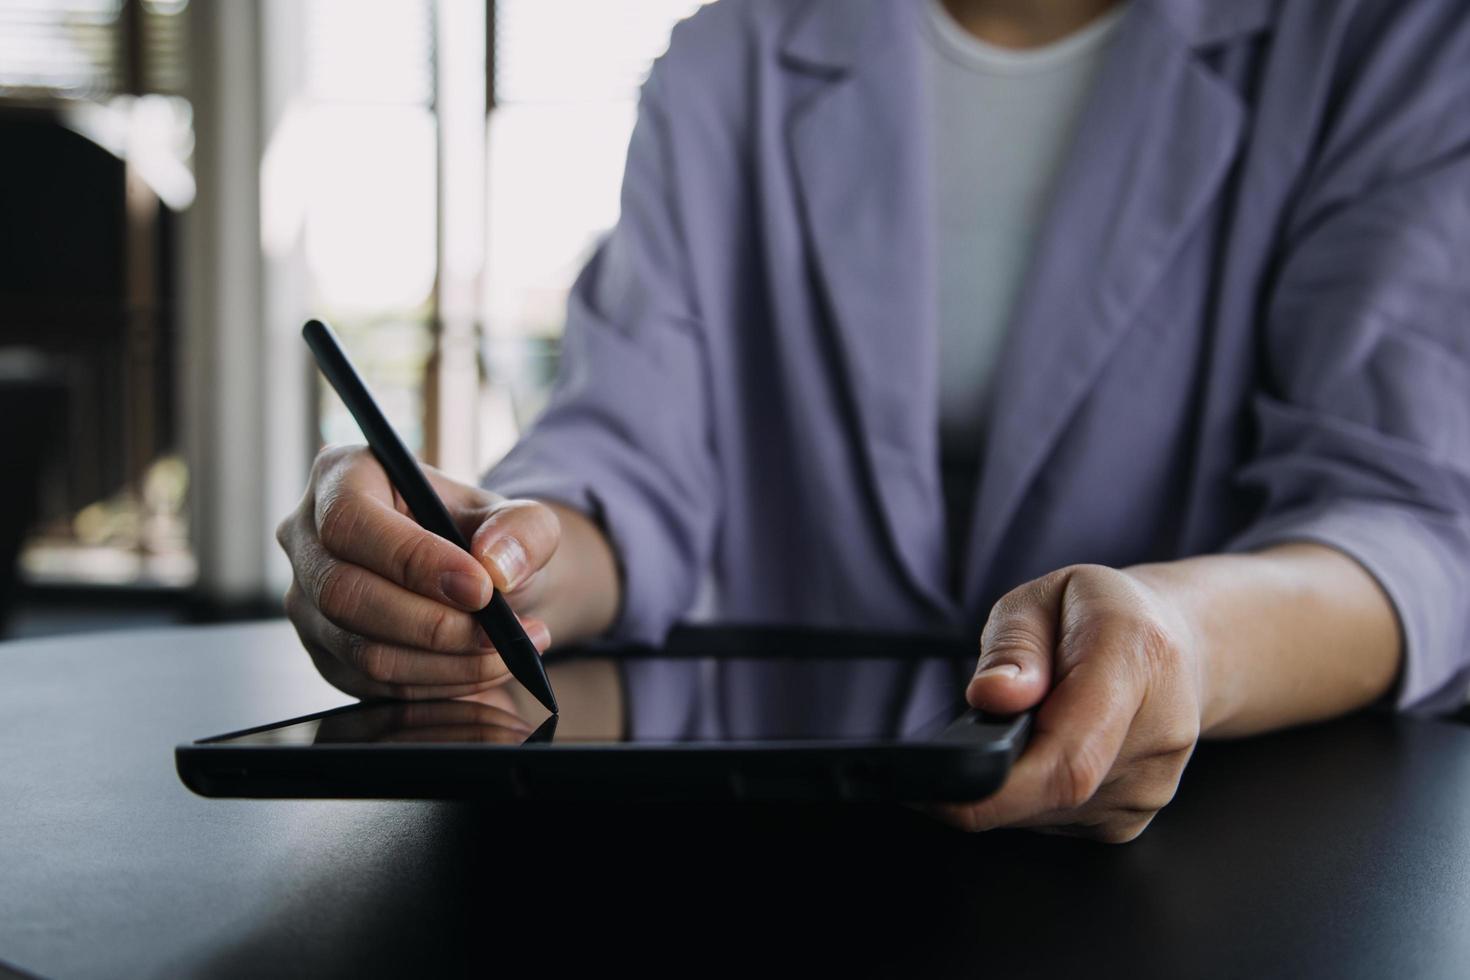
[479, 55, 721, 646]
[1221, 5, 1470, 712]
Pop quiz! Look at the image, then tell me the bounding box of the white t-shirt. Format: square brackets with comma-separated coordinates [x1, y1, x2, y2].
[921, 0, 1128, 588]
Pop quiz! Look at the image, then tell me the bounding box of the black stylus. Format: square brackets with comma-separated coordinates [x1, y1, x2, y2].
[302, 318, 558, 714]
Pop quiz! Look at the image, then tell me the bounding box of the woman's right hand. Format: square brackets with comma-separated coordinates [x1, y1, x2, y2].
[276, 444, 569, 701]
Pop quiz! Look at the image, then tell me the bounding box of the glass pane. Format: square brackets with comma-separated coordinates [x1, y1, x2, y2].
[296, 0, 437, 457]
[479, 0, 713, 463]
[484, 102, 635, 339]
[495, 0, 711, 105]
[319, 316, 434, 456]
[304, 105, 438, 315]
[305, 0, 433, 105]
[0, 0, 123, 97]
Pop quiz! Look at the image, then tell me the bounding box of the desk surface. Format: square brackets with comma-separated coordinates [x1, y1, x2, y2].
[3, 621, 1470, 978]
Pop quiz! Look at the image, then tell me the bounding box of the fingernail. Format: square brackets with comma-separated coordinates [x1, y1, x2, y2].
[485, 536, 528, 591]
[440, 571, 489, 610]
[972, 663, 1021, 682]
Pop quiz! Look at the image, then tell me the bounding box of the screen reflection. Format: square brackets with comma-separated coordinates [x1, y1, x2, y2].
[218, 653, 977, 747]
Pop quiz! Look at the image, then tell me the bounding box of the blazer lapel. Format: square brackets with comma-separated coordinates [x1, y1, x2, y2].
[957, 0, 1264, 610]
[784, 0, 959, 619]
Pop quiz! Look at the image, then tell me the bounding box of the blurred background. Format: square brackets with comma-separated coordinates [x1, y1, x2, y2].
[0, 0, 710, 638]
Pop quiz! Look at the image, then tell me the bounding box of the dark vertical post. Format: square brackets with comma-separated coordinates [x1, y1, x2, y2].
[120, 0, 145, 95]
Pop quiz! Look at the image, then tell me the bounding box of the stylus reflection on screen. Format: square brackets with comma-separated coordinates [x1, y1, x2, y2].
[226, 654, 977, 747]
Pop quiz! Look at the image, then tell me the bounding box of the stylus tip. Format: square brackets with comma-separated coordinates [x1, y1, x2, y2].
[519, 655, 558, 715]
[529, 679, 558, 715]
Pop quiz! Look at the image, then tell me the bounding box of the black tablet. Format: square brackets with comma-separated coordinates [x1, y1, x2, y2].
[176, 628, 1030, 803]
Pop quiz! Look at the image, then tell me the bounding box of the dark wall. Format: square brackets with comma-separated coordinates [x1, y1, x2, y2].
[0, 108, 179, 518]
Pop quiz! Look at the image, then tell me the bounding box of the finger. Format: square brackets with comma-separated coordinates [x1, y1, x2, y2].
[456, 683, 524, 714]
[469, 499, 562, 593]
[304, 543, 535, 658]
[389, 725, 534, 744]
[287, 531, 495, 653]
[398, 698, 533, 729]
[287, 582, 549, 697]
[955, 637, 1144, 832]
[966, 569, 1070, 715]
[494, 564, 553, 618]
[302, 598, 513, 687]
[314, 455, 495, 611]
[1032, 814, 1155, 844]
[963, 763, 1177, 836]
[300, 630, 508, 701]
[310, 702, 404, 742]
[320, 445, 496, 526]
[1089, 744, 1192, 817]
[937, 712, 1194, 836]
[920, 801, 980, 831]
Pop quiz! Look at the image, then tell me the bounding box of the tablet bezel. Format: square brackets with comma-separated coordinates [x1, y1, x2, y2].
[176, 628, 1032, 803]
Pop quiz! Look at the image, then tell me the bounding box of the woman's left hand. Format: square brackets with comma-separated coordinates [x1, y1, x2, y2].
[924, 563, 1206, 843]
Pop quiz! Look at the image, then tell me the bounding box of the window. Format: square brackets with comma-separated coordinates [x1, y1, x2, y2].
[2, 0, 195, 588]
[0, 0, 188, 98]
[294, 0, 712, 477]
[478, 0, 712, 468]
[289, 0, 440, 458]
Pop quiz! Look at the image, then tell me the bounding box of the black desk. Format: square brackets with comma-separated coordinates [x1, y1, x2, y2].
[3, 622, 1470, 978]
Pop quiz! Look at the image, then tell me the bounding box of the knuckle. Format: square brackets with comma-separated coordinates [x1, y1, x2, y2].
[1141, 749, 1193, 810]
[422, 607, 462, 652]
[344, 633, 379, 678]
[342, 630, 365, 667]
[310, 445, 343, 484]
[392, 530, 443, 590]
[315, 561, 363, 622]
[315, 491, 362, 555]
[1054, 743, 1109, 811]
[1094, 817, 1151, 844]
[1134, 615, 1183, 675]
[1133, 783, 1181, 815]
[987, 588, 1031, 624]
[316, 442, 356, 471]
[359, 644, 398, 684]
[1159, 718, 1201, 758]
[982, 623, 1048, 659]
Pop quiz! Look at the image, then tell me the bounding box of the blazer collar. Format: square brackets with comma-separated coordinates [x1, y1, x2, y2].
[780, 0, 889, 74]
[782, 0, 1270, 621]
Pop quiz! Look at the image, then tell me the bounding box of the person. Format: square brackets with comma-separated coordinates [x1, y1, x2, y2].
[275, 0, 1470, 841]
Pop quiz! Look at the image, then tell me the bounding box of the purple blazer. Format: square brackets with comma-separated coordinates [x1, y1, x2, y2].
[484, 0, 1470, 715]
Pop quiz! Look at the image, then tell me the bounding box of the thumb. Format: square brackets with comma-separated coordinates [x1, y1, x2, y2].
[966, 572, 1064, 714]
[468, 498, 562, 594]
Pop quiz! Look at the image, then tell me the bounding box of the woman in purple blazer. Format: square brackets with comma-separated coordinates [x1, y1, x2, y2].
[276, 0, 1470, 841]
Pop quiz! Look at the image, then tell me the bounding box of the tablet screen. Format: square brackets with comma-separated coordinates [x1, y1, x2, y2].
[209, 653, 978, 747]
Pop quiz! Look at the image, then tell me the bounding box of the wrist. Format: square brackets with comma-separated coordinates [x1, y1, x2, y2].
[537, 499, 622, 643]
[1123, 559, 1235, 736]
